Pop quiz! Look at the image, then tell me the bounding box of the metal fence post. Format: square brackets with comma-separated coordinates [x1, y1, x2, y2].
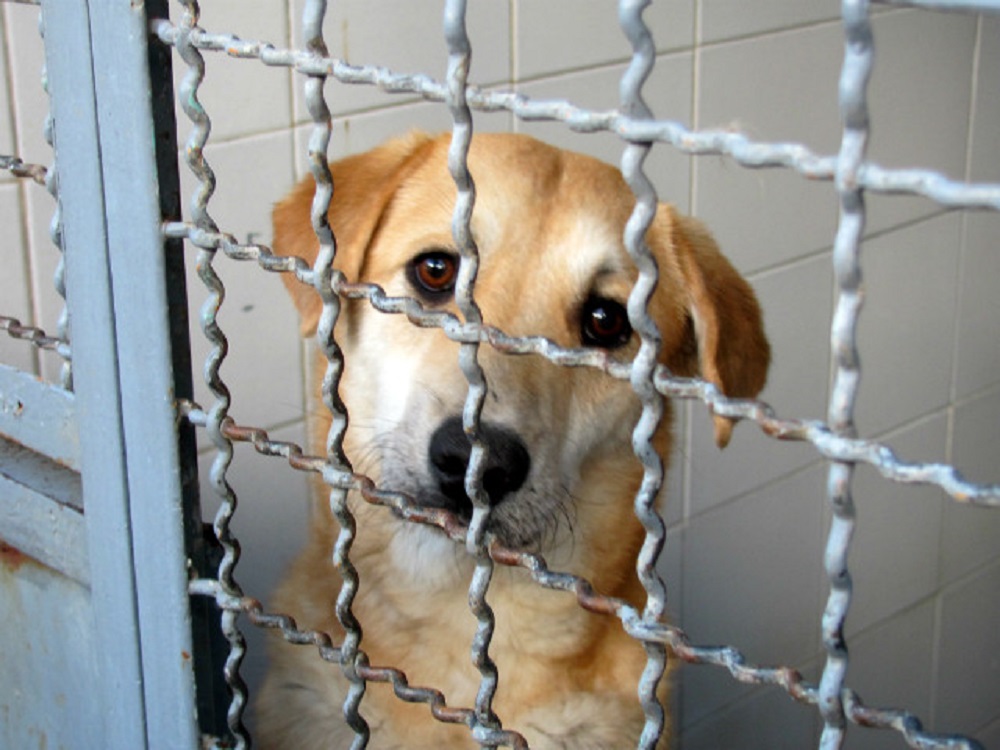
[39, 1, 204, 748]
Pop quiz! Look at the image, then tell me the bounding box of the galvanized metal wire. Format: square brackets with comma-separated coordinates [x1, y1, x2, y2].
[617, 1, 670, 746]
[299, 0, 372, 745]
[441, 2, 513, 746]
[148, 20, 1000, 213]
[145, 1, 1000, 748]
[819, 1, 872, 746]
[0, 154, 48, 184]
[172, 1, 250, 746]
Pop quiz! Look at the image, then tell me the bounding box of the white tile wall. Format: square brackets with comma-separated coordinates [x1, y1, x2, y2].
[687, 253, 833, 514]
[854, 213, 961, 437]
[698, 0, 839, 44]
[942, 389, 1000, 582]
[846, 415, 946, 637]
[2, 3, 999, 748]
[843, 601, 936, 750]
[516, 0, 694, 79]
[0, 8, 15, 185]
[693, 22, 843, 273]
[290, 0, 512, 120]
[679, 465, 826, 724]
[954, 212, 1000, 400]
[0, 184, 34, 373]
[865, 10, 978, 235]
[935, 561, 1000, 736]
[969, 17, 1000, 184]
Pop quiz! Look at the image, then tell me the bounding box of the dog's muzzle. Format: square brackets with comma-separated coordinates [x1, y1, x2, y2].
[425, 416, 531, 522]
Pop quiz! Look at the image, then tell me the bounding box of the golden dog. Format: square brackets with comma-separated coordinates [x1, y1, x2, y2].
[257, 132, 769, 749]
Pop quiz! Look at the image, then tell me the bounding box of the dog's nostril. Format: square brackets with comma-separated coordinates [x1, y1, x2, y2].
[428, 416, 531, 513]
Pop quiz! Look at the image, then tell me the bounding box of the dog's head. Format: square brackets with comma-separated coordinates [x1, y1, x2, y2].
[276, 132, 768, 595]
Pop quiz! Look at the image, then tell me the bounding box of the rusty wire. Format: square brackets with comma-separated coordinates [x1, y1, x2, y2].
[0, 154, 48, 184]
[441, 1, 512, 745]
[0, 315, 69, 358]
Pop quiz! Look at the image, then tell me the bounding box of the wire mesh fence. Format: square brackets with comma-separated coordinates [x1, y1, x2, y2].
[1, 0, 999, 748]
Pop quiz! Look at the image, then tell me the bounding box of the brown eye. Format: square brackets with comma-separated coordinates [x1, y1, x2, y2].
[409, 251, 458, 300]
[581, 297, 632, 349]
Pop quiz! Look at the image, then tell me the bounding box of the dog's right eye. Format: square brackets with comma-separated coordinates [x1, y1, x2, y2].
[408, 251, 459, 301]
[581, 296, 632, 349]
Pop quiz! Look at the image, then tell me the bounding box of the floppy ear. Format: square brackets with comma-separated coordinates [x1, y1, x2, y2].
[657, 207, 770, 448]
[273, 131, 437, 335]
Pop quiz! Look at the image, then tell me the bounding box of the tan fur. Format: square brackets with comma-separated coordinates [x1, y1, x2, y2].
[257, 132, 769, 749]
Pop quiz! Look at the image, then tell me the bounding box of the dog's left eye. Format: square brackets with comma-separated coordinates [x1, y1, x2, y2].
[581, 297, 632, 349]
[408, 251, 459, 300]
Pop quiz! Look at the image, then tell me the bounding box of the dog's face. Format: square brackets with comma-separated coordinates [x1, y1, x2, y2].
[277, 133, 768, 596]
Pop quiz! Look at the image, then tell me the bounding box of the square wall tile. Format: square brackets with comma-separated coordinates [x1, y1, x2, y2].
[698, 0, 839, 45]
[854, 213, 961, 437]
[935, 561, 1000, 737]
[197, 420, 312, 731]
[680, 465, 826, 723]
[954, 212, 1000, 400]
[941, 390, 1000, 582]
[516, 53, 693, 210]
[846, 415, 946, 637]
[290, 0, 511, 120]
[680, 679, 819, 749]
[0, 10, 16, 185]
[5, 4, 48, 168]
[689, 254, 832, 513]
[24, 185, 66, 384]
[515, 0, 694, 80]
[968, 17, 1000, 183]
[658, 524, 684, 623]
[0, 185, 36, 374]
[170, 1, 293, 142]
[865, 10, 978, 235]
[694, 23, 842, 273]
[180, 130, 303, 430]
[842, 601, 936, 750]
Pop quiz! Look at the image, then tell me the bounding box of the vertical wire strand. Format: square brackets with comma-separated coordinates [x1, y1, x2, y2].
[301, 1, 369, 745]
[38, 15, 72, 389]
[618, 1, 669, 747]
[820, 2, 873, 747]
[442, 1, 505, 745]
[174, 1, 249, 745]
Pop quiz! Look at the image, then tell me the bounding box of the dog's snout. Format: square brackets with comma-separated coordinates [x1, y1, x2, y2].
[428, 416, 530, 515]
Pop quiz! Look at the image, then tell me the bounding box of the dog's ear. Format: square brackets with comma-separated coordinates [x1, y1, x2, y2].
[656, 207, 770, 448]
[273, 132, 437, 335]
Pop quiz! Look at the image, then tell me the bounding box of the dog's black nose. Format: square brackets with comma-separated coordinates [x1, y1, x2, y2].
[428, 416, 530, 516]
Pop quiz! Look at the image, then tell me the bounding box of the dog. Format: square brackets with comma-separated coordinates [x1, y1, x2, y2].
[256, 132, 769, 749]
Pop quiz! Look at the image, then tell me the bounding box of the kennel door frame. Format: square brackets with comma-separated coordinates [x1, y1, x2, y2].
[38, 0, 203, 748]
